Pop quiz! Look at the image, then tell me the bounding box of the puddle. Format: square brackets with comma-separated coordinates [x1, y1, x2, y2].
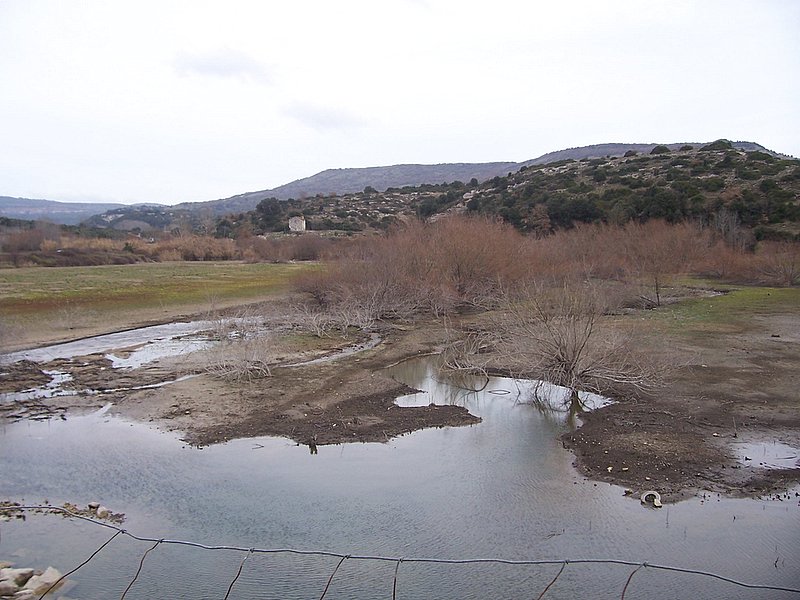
[0, 320, 221, 365]
[733, 441, 800, 469]
[105, 339, 214, 370]
[391, 358, 611, 417]
[0, 370, 76, 402]
[1, 320, 382, 405]
[0, 374, 200, 404]
[1, 320, 226, 403]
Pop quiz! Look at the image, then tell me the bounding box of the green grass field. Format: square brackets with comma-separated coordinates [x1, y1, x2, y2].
[651, 284, 800, 335]
[0, 261, 316, 319]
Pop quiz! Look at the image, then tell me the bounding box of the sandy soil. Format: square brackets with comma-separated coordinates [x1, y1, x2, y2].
[2, 297, 798, 503]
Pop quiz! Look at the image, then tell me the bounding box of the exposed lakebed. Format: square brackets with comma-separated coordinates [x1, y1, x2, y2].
[1, 350, 799, 598]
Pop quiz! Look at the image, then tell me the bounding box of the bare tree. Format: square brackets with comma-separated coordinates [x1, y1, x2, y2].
[489, 282, 665, 412]
[622, 220, 709, 307]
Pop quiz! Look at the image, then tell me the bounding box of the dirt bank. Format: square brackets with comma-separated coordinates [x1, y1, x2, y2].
[561, 309, 800, 502]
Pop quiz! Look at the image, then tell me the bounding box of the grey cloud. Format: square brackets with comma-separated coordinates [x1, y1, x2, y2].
[174, 48, 273, 84]
[283, 103, 366, 132]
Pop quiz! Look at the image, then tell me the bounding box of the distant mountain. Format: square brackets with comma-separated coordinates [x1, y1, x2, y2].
[173, 162, 522, 216]
[177, 141, 784, 217]
[6, 140, 786, 230]
[0, 197, 126, 225]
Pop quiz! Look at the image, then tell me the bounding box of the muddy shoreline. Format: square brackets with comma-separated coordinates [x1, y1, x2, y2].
[2, 301, 799, 503]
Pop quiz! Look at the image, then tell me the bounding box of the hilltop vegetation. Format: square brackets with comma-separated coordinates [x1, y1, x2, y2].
[464, 141, 799, 240]
[222, 140, 798, 241]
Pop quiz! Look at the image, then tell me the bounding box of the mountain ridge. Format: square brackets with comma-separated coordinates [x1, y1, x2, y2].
[1, 140, 786, 225]
[180, 141, 785, 215]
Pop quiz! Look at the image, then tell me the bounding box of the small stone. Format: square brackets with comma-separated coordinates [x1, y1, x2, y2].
[0, 567, 34, 586]
[0, 581, 19, 596]
[96, 506, 110, 519]
[607, 466, 613, 472]
[87, 502, 100, 510]
[621, 467, 629, 472]
[23, 567, 62, 594]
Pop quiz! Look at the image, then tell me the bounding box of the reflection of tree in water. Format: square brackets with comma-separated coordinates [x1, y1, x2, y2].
[526, 380, 587, 429]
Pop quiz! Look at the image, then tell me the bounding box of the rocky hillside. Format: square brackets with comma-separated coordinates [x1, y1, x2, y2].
[187, 141, 785, 217]
[175, 162, 522, 215]
[9, 140, 789, 233]
[231, 140, 799, 240]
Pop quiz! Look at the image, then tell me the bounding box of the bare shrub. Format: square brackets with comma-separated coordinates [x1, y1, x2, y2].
[621, 220, 712, 306]
[238, 236, 286, 262]
[698, 240, 752, 281]
[285, 233, 332, 261]
[237, 233, 335, 263]
[0, 316, 17, 351]
[756, 241, 800, 286]
[54, 300, 91, 332]
[292, 303, 336, 337]
[203, 313, 273, 383]
[296, 215, 533, 319]
[204, 336, 273, 382]
[533, 223, 625, 281]
[491, 282, 665, 411]
[171, 236, 238, 261]
[2, 225, 60, 252]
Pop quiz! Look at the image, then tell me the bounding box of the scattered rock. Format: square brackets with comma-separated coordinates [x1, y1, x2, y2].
[0, 568, 33, 586]
[0, 581, 19, 596]
[95, 506, 110, 519]
[23, 566, 62, 594]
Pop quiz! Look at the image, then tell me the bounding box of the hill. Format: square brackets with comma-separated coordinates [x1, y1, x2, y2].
[173, 162, 523, 216]
[0, 197, 126, 225]
[235, 140, 799, 240]
[185, 141, 786, 217]
[8, 140, 789, 232]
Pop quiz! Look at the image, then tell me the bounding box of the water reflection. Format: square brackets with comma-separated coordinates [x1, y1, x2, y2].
[389, 356, 611, 427]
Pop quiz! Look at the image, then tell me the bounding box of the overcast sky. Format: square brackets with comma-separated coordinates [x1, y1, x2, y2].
[1, 0, 798, 205]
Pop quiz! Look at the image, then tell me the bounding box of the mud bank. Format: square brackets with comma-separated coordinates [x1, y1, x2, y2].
[2, 302, 799, 502]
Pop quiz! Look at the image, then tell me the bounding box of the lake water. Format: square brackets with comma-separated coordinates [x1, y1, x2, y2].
[1, 357, 798, 599]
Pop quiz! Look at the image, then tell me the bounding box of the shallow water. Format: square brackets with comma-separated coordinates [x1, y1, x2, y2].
[1, 358, 798, 599]
[0, 320, 219, 365]
[732, 440, 800, 470]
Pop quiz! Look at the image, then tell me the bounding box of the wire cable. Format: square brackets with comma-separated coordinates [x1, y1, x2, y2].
[36, 529, 121, 600]
[223, 548, 253, 600]
[621, 564, 644, 600]
[536, 561, 567, 600]
[5, 506, 799, 596]
[120, 539, 161, 600]
[319, 555, 349, 600]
